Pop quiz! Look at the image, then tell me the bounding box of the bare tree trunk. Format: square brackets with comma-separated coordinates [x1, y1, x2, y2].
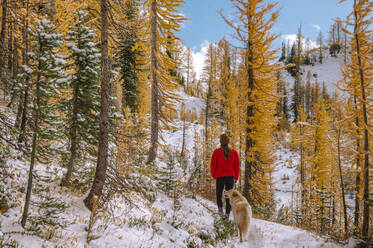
[337, 128, 348, 236]
[63, 80, 79, 184]
[0, 0, 8, 90]
[353, 0, 370, 237]
[299, 124, 305, 217]
[84, 0, 110, 211]
[18, 5, 30, 143]
[354, 95, 361, 229]
[147, 0, 159, 164]
[180, 104, 186, 159]
[21, 63, 41, 228]
[8, 23, 19, 108]
[14, 92, 23, 128]
[7, 22, 12, 73]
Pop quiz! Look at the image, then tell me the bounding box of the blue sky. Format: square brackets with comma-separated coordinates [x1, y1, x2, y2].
[178, 0, 353, 54]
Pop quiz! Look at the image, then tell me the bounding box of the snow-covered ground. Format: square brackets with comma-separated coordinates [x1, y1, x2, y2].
[0, 162, 357, 248]
[282, 51, 345, 95]
[272, 141, 300, 209]
[0, 87, 358, 247]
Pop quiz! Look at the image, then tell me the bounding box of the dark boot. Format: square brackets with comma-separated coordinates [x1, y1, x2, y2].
[218, 207, 223, 215]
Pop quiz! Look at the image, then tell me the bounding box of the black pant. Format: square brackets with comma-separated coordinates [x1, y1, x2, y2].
[216, 176, 234, 215]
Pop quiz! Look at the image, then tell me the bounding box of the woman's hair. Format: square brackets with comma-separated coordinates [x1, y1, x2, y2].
[222, 144, 231, 160]
[220, 133, 231, 159]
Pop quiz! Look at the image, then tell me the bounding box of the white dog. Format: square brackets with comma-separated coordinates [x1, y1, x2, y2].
[224, 189, 252, 242]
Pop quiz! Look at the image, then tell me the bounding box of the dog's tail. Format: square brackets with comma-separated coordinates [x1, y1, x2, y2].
[239, 204, 252, 238]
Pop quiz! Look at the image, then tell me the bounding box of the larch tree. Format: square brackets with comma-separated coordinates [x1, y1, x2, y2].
[222, 0, 282, 211]
[311, 99, 334, 233]
[290, 106, 312, 220]
[339, 0, 372, 239]
[330, 94, 349, 237]
[145, 0, 185, 164]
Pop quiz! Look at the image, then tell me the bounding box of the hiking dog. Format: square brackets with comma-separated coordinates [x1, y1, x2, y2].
[224, 189, 252, 242]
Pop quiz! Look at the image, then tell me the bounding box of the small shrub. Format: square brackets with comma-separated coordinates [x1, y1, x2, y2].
[127, 216, 149, 229]
[185, 236, 203, 248]
[0, 229, 21, 248]
[213, 214, 235, 242]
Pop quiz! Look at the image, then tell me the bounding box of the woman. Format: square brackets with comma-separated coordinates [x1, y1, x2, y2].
[210, 133, 240, 218]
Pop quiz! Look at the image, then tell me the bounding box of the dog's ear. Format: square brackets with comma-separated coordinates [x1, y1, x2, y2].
[232, 191, 238, 197]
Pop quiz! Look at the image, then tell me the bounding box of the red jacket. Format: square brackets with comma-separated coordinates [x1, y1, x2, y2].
[210, 148, 240, 181]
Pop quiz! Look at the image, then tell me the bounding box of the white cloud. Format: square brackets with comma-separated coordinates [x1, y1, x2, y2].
[282, 34, 318, 51]
[191, 40, 209, 79]
[312, 24, 321, 31]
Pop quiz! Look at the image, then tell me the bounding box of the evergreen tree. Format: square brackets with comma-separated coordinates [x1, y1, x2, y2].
[304, 71, 312, 117]
[62, 10, 101, 185]
[287, 43, 297, 76]
[156, 152, 178, 194]
[314, 184, 332, 233]
[279, 41, 286, 62]
[115, 0, 142, 113]
[282, 86, 290, 120]
[184, 46, 194, 90]
[291, 77, 303, 122]
[21, 19, 67, 227]
[317, 30, 323, 64]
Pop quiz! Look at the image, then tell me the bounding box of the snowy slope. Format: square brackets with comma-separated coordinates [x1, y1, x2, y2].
[282, 52, 345, 94]
[272, 140, 300, 209]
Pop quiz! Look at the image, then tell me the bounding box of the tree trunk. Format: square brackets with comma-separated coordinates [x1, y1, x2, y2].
[121, 85, 126, 115]
[299, 124, 305, 217]
[84, 0, 110, 211]
[243, 40, 255, 205]
[0, 0, 8, 89]
[8, 24, 19, 108]
[239, 112, 242, 191]
[354, 95, 361, 229]
[17, 88, 28, 142]
[337, 128, 348, 236]
[7, 22, 12, 73]
[14, 92, 23, 128]
[21, 61, 41, 228]
[353, 0, 370, 237]
[147, 0, 159, 164]
[18, 6, 30, 143]
[63, 80, 79, 184]
[180, 105, 186, 159]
